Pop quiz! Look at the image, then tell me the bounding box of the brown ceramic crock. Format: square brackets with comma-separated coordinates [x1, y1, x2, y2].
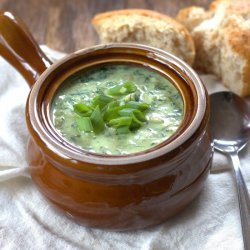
[0, 11, 213, 231]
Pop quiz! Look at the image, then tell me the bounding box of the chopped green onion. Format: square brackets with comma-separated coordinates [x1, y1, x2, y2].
[73, 81, 149, 135]
[107, 81, 137, 96]
[132, 109, 146, 122]
[76, 117, 93, 132]
[125, 101, 149, 111]
[92, 94, 114, 110]
[103, 106, 122, 122]
[74, 103, 92, 116]
[118, 108, 135, 117]
[108, 117, 132, 127]
[107, 100, 120, 109]
[119, 108, 146, 122]
[107, 85, 123, 96]
[130, 115, 143, 130]
[116, 126, 131, 134]
[90, 106, 104, 134]
[122, 93, 139, 102]
[123, 81, 137, 93]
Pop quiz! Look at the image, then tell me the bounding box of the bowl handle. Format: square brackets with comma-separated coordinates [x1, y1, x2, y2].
[0, 11, 52, 87]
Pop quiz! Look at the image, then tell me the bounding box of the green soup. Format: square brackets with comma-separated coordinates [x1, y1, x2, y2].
[52, 64, 184, 155]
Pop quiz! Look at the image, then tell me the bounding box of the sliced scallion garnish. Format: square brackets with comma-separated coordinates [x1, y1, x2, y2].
[116, 125, 130, 135]
[118, 108, 135, 117]
[76, 117, 93, 132]
[103, 106, 123, 122]
[90, 106, 105, 134]
[73, 81, 149, 134]
[108, 117, 132, 127]
[92, 94, 114, 110]
[74, 103, 92, 116]
[107, 81, 137, 96]
[130, 115, 143, 130]
[132, 109, 146, 122]
[125, 101, 149, 111]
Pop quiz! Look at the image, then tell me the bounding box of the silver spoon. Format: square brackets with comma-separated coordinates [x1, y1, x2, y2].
[210, 91, 250, 250]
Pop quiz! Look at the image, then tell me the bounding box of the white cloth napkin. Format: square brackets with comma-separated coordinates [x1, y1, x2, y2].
[0, 46, 249, 250]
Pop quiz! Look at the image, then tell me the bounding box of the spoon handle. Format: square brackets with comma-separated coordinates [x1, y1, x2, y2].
[230, 152, 250, 250]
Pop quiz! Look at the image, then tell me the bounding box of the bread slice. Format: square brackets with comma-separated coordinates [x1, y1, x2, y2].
[92, 9, 195, 66]
[177, 0, 250, 96]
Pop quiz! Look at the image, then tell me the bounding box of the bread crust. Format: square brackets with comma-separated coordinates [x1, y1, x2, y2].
[176, 6, 212, 32]
[92, 9, 195, 65]
[176, 0, 250, 96]
[227, 22, 250, 96]
[93, 9, 187, 29]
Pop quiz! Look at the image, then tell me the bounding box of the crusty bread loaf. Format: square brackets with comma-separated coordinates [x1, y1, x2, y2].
[177, 0, 250, 96]
[92, 9, 195, 66]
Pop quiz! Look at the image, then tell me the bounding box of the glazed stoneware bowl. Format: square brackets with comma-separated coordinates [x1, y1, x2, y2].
[0, 11, 213, 231]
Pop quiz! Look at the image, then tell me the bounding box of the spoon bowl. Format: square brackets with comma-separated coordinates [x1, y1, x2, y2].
[210, 92, 250, 153]
[210, 91, 250, 249]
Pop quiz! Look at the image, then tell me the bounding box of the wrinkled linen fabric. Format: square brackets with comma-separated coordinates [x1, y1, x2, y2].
[0, 46, 249, 250]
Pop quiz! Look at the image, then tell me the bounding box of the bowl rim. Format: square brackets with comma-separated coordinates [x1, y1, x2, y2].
[27, 43, 206, 165]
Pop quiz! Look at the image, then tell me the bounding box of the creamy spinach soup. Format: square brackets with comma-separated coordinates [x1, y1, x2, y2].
[52, 64, 183, 155]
